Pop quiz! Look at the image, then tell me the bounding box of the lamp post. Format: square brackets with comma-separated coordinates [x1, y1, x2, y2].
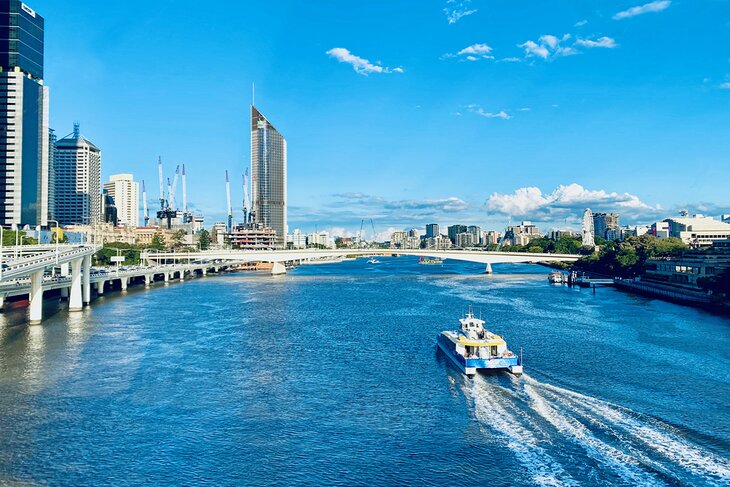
[49, 220, 59, 264]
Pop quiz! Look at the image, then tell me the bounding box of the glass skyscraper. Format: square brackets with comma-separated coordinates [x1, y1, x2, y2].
[0, 1, 49, 227]
[250, 105, 286, 245]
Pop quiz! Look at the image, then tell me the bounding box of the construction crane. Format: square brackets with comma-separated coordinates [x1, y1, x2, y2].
[242, 169, 250, 225]
[142, 180, 149, 226]
[370, 218, 377, 243]
[157, 156, 165, 210]
[359, 219, 365, 246]
[225, 170, 232, 232]
[182, 164, 187, 214]
[170, 165, 180, 211]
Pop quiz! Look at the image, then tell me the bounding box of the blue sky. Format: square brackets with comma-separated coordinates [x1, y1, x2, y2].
[35, 0, 730, 237]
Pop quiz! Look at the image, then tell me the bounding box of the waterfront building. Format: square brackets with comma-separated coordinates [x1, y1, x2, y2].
[425, 223, 439, 238]
[251, 105, 286, 245]
[593, 212, 620, 240]
[54, 124, 101, 225]
[652, 215, 730, 246]
[408, 228, 420, 238]
[229, 223, 278, 249]
[286, 229, 307, 249]
[0, 1, 49, 226]
[390, 230, 420, 249]
[644, 240, 730, 289]
[100, 189, 117, 225]
[447, 225, 467, 244]
[723, 214, 730, 224]
[103, 174, 139, 227]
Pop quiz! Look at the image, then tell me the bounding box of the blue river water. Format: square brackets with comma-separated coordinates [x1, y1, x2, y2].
[0, 257, 728, 486]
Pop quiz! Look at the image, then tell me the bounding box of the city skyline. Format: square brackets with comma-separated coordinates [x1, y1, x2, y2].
[30, 0, 730, 233]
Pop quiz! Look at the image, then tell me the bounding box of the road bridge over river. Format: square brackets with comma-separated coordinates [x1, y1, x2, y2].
[144, 248, 581, 275]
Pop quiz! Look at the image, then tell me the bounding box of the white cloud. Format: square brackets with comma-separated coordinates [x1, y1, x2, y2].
[519, 34, 576, 60]
[613, 1, 671, 20]
[575, 36, 618, 49]
[575, 20, 588, 27]
[486, 183, 661, 221]
[326, 48, 404, 76]
[444, 0, 477, 24]
[442, 43, 494, 61]
[517, 107, 531, 112]
[720, 82, 730, 90]
[466, 104, 511, 119]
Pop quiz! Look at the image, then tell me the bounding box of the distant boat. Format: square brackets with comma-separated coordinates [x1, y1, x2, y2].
[367, 258, 380, 264]
[548, 271, 567, 284]
[419, 256, 443, 265]
[437, 306, 522, 376]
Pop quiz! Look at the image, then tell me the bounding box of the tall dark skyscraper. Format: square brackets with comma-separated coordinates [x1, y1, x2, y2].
[251, 105, 286, 244]
[0, 1, 49, 226]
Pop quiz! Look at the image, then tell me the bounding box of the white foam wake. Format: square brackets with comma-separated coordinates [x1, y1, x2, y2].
[532, 377, 730, 484]
[467, 377, 577, 486]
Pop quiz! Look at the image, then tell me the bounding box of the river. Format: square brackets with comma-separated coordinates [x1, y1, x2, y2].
[0, 257, 728, 485]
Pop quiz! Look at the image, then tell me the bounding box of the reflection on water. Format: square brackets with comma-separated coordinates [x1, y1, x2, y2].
[0, 259, 728, 485]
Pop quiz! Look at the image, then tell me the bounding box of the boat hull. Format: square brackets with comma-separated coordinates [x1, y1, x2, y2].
[437, 333, 520, 376]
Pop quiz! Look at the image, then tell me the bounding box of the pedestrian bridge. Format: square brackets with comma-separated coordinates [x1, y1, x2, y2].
[143, 248, 581, 275]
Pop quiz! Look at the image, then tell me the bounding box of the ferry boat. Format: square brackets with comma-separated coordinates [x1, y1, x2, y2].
[437, 308, 522, 376]
[419, 256, 443, 265]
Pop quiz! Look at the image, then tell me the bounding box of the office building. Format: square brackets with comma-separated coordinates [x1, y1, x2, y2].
[101, 188, 117, 225]
[593, 212, 620, 240]
[251, 105, 286, 245]
[425, 223, 439, 238]
[103, 173, 139, 227]
[467, 225, 482, 246]
[0, 1, 49, 226]
[447, 224, 467, 244]
[54, 123, 101, 225]
[504, 221, 541, 246]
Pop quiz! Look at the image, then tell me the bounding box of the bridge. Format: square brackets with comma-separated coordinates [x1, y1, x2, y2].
[0, 244, 242, 324]
[143, 248, 581, 275]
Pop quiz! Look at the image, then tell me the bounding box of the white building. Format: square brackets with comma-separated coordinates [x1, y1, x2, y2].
[54, 124, 101, 225]
[307, 231, 335, 249]
[286, 229, 307, 249]
[103, 174, 139, 227]
[211, 222, 228, 247]
[659, 215, 730, 246]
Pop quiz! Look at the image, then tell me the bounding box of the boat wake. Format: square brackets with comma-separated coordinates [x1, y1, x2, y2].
[462, 374, 730, 486]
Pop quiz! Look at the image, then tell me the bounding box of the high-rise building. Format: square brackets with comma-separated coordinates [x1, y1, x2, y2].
[447, 224, 467, 244]
[54, 123, 101, 225]
[0, 1, 49, 226]
[48, 127, 56, 219]
[103, 173, 139, 227]
[593, 212, 620, 240]
[251, 105, 286, 245]
[467, 225, 482, 245]
[582, 208, 595, 247]
[101, 188, 117, 225]
[425, 223, 439, 238]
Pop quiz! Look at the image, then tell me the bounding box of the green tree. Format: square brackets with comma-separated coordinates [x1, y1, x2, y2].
[150, 233, 166, 251]
[198, 229, 211, 250]
[171, 229, 187, 249]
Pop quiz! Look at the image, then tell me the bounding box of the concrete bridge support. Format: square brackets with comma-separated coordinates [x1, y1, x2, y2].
[69, 258, 83, 312]
[0, 292, 5, 311]
[29, 270, 44, 324]
[179, 270, 185, 281]
[164, 272, 170, 283]
[96, 280, 105, 295]
[485, 263, 493, 274]
[121, 277, 129, 291]
[145, 275, 151, 287]
[60, 287, 68, 299]
[83, 255, 91, 305]
[202, 268, 207, 276]
[60, 262, 69, 277]
[271, 262, 287, 276]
